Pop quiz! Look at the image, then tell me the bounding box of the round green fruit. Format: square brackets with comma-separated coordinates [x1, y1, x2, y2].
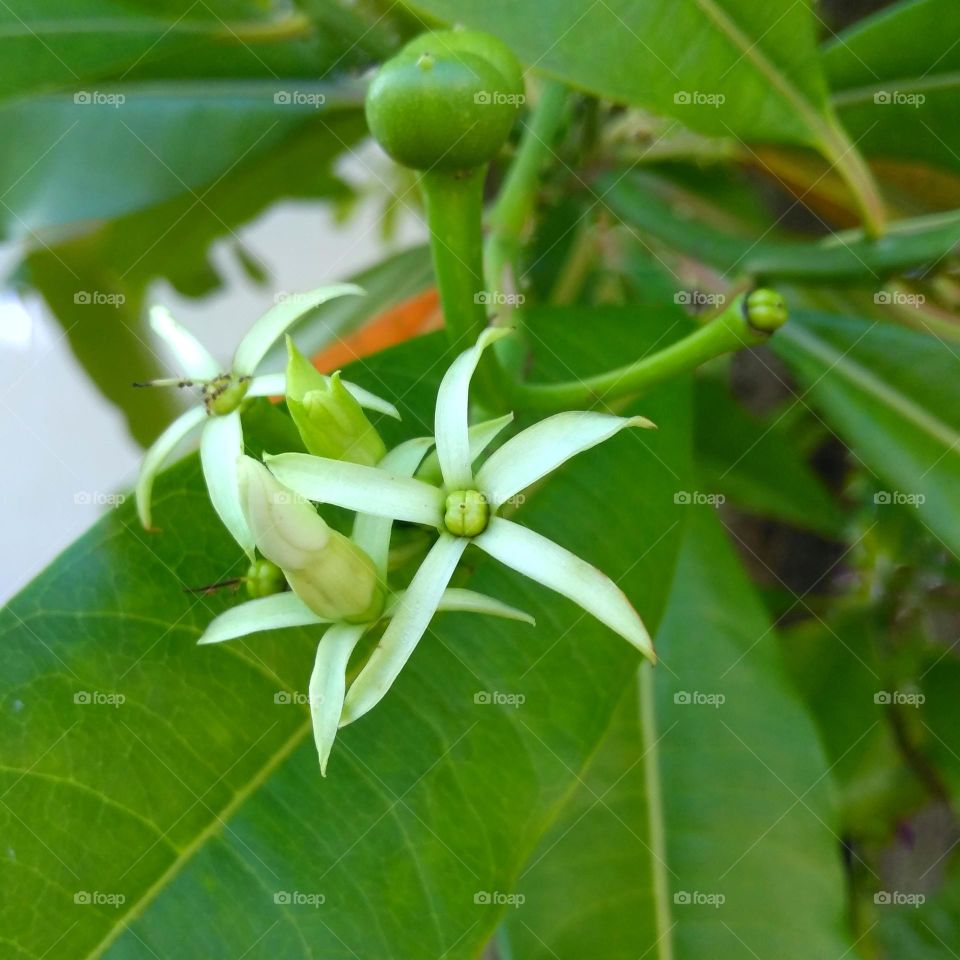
[365, 30, 523, 172]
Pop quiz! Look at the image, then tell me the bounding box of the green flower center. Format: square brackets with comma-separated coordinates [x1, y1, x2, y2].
[205, 374, 250, 416]
[444, 489, 489, 537]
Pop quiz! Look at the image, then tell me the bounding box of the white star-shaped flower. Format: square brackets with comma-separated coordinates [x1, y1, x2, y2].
[135, 285, 398, 556]
[265, 328, 656, 727]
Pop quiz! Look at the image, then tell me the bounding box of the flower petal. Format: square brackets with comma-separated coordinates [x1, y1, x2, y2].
[265, 452, 444, 527]
[245, 373, 285, 398]
[341, 534, 467, 725]
[340, 381, 400, 420]
[476, 412, 654, 508]
[149, 305, 220, 381]
[352, 437, 434, 576]
[231, 284, 364, 377]
[476, 517, 654, 660]
[198, 593, 327, 645]
[246, 372, 399, 420]
[309, 622, 368, 776]
[417, 412, 514, 484]
[384, 587, 534, 625]
[435, 327, 512, 490]
[136, 405, 208, 529]
[200, 411, 255, 557]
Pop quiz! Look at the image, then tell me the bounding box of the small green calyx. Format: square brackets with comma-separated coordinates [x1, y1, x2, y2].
[744, 288, 788, 333]
[285, 337, 386, 465]
[245, 559, 285, 599]
[444, 489, 490, 537]
[205, 374, 250, 415]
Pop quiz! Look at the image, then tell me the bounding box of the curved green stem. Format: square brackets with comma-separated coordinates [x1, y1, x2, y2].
[485, 79, 569, 295]
[513, 292, 781, 412]
[419, 167, 501, 405]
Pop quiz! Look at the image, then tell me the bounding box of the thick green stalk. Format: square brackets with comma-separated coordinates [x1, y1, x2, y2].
[419, 166, 501, 405]
[485, 79, 569, 295]
[513, 292, 784, 412]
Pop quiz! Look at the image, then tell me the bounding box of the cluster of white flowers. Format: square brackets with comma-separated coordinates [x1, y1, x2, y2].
[138, 287, 655, 774]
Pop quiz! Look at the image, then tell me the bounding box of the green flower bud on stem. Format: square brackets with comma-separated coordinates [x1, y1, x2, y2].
[239, 456, 384, 622]
[285, 337, 386, 466]
[245, 558, 285, 599]
[744, 288, 788, 333]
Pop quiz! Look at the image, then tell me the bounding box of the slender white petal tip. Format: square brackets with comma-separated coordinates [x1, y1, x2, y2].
[231, 283, 365, 377]
[435, 327, 513, 491]
[477, 517, 655, 662]
[149, 305, 220, 381]
[136, 406, 207, 530]
[197, 593, 326, 645]
[627, 415, 657, 430]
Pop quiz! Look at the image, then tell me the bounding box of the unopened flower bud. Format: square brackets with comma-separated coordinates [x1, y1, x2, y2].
[238, 456, 383, 622]
[744, 288, 787, 333]
[285, 337, 386, 465]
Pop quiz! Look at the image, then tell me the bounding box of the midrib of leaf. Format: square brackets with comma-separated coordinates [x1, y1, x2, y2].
[832, 71, 960, 106]
[639, 662, 674, 960]
[780, 322, 960, 450]
[693, 0, 829, 144]
[693, 0, 885, 234]
[84, 716, 312, 960]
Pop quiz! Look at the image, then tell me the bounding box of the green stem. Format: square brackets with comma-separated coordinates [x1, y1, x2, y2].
[513, 293, 778, 412]
[419, 166, 501, 405]
[485, 79, 569, 295]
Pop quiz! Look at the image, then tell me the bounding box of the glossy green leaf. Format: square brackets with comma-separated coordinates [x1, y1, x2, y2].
[407, 0, 833, 146]
[695, 379, 845, 537]
[826, 0, 960, 176]
[501, 509, 851, 958]
[774, 310, 960, 558]
[602, 172, 960, 283]
[0, 310, 690, 958]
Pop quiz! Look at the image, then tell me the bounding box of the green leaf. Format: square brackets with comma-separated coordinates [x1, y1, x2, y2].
[695, 379, 845, 537]
[501, 509, 851, 958]
[774, 310, 960, 559]
[602, 171, 960, 283]
[0, 79, 365, 238]
[406, 0, 832, 146]
[0, 310, 690, 957]
[826, 0, 960, 176]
